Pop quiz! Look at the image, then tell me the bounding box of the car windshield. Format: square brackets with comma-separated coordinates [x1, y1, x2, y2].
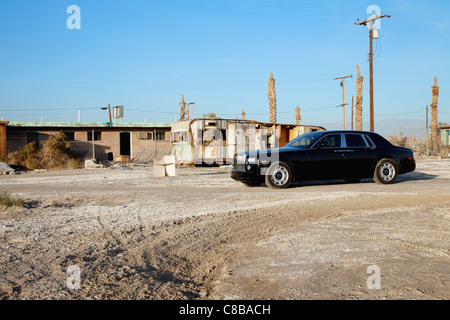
[285, 131, 324, 148]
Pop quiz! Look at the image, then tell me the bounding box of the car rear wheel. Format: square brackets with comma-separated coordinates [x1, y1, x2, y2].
[265, 161, 292, 189]
[374, 158, 398, 184]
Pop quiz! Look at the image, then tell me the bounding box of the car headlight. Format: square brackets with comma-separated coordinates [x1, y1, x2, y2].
[236, 155, 246, 164]
[247, 157, 257, 164]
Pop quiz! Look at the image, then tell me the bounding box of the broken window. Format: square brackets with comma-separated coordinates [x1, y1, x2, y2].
[172, 131, 189, 143]
[63, 132, 75, 141]
[155, 131, 166, 141]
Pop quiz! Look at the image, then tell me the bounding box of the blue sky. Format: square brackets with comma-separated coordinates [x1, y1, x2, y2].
[0, 0, 449, 135]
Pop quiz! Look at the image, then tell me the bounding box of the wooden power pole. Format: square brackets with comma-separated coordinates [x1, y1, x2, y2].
[351, 96, 354, 130]
[333, 75, 352, 130]
[108, 104, 112, 122]
[426, 105, 430, 156]
[355, 12, 391, 132]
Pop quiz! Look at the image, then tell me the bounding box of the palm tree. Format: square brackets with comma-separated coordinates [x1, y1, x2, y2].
[203, 112, 219, 119]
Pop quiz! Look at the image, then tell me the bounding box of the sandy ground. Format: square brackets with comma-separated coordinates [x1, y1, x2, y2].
[0, 159, 449, 300]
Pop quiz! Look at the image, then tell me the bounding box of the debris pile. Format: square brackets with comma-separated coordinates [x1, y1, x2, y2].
[7, 132, 81, 170]
[388, 134, 449, 158]
[0, 162, 15, 174]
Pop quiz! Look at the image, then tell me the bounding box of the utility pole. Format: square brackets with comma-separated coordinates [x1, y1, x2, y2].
[108, 104, 112, 122]
[333, 75, 352, 130]
[351, 96, 354, 130]
[355, 12, 391, 132]
[426, 105, 430, 156]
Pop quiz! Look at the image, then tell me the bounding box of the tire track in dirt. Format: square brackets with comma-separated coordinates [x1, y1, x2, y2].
[111, 192, 449, 299]
[0, 238, 64, 299]
[2, 190, 447, 299]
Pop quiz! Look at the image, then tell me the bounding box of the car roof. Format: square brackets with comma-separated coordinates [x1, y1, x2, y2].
[318, 130, 377, 134]
[313, 130, 391, 146]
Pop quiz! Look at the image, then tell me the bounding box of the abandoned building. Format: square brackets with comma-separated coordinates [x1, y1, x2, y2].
[1, 121, 173, 162]
[171, 118, 326, 165]
[439, 124, 450, 146]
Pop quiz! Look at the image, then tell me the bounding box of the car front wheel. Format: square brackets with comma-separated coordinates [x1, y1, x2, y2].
[265, 161, 292, 189]
[374, 158, 398, 184]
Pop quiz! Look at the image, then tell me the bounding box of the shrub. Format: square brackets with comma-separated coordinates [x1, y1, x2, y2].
[0, 192, 24, 207]
[7, 132, 82, 170]
[388, 133, 450, 157]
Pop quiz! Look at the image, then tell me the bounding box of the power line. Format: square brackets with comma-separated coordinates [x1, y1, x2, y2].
[127, 108, 179, 115]
[215, 105, 340, 117]
[0, 107, 98, 112]
[151, 0, 354, 24]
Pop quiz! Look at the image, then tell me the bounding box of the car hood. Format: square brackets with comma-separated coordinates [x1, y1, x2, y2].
[244, 146, 306, 157]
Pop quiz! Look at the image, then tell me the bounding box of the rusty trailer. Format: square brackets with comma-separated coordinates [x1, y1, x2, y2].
[171, 118, 325, 165]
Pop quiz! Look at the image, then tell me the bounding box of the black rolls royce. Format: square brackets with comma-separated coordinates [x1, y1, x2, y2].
[231, 130, 416, 189]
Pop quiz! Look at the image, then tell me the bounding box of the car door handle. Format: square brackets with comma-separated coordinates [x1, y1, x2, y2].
[334, 150, 354, 152]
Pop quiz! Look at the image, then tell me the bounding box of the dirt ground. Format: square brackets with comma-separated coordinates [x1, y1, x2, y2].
[0, 159, 449, 300]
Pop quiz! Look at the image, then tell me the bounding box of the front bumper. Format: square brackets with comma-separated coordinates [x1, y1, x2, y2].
[231, 169, 260, 183]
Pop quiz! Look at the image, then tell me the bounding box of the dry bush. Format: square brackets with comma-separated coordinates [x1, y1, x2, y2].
[0, 191, 24, 207]
[388, 133, 449, 157]
[7, 132, 82, 170]
[433, 139, 450, 157]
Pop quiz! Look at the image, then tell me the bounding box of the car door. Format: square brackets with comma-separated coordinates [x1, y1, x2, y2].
[342, 133, 376, 179]
[305, 133, 346, 180]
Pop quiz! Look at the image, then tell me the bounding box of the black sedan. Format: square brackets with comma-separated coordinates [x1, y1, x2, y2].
[231, 130, 416, 189]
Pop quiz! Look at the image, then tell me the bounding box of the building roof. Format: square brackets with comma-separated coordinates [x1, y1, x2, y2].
[6, 121, 172, 128]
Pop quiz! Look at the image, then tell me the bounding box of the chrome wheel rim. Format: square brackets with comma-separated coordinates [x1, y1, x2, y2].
[379, 163, 395, 181]
[270, 166, 289, 186]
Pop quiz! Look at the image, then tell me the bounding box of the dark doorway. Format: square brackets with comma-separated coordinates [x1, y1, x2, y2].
[120, 132, 131, 156]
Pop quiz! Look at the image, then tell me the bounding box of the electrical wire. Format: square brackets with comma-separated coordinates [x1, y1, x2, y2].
[126, 108, 180, 115]
[215, 105, 341, 117]
[0, 107, 99, 112]
[150, 0, 353, 24]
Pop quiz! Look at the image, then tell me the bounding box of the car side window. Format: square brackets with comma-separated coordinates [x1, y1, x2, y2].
[363, 134, 376, 147]
[316, 134, 341, 148]
[345, 134, 367, 147]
